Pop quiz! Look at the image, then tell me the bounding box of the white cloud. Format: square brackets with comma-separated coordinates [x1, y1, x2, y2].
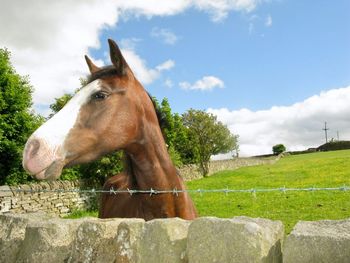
[180, 76, 224, 91]
[247, 14, 258, 34]
[119, 39, 175, 85]
[1, 0, 119, 114]
[120, 38, 142, 50]
[0, 0, 265, 115]
[156, 60, 175, 71]
[194, 0, 260, 21]
[120, 0, 261, 22]
[265, 14, 272, 27]
[208, 86, 350, 157]
[164, 79, 174, 88]
[151, 27, 179, 45]
[121, 49, 174, 85]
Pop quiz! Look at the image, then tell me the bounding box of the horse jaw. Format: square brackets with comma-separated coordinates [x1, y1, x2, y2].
[33, 159, 65, 180]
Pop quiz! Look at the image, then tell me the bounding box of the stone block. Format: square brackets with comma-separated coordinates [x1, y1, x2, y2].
[0, 212, 54, 263]
[140, 218, 190, 263]
[18, 184, 31, 193]
[0, 200, 11, 213]
[11, 200, 20, 209]
[0, 185, 13, 197]
[38, 182, 51, 190]
[39, 194, 50, 200]
[115, 218, 145, 263]
[16, 217, 86, 263]
[47, 181, 60, 189]
[60, 207, 70, 213]
[47, 195, 58, 201]
[69, 218, 125, 263]
[187, 216, 284, 263]
[283, 219, 350, 263]
[9, 186, 24, 196]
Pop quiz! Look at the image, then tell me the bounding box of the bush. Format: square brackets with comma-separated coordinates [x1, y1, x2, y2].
[0, 48, 44, 185]
[272, 144, 286, 155]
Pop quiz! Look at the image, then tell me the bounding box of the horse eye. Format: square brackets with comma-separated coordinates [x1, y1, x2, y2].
[91, 92, 108, 100]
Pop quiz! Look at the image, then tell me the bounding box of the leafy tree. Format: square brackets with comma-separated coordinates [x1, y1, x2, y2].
[49, 94, 72, 118]
[0, 48, 44, 185]
[76, 152, 124, 185]
[233, 137, 240, 158]
[160, 98, 175, 146]
[172, 113, 195, 164]
[272, 144, 286, 155]
[182, 109, 238, 177]
[151, 97, 186, 166]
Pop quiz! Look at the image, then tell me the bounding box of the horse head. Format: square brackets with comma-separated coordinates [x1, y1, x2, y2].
[22, 39, 159, 180]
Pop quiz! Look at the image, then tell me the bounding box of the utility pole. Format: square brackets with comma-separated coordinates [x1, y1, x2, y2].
[322, 122, 329, 143]
[337, 131, 339, 141]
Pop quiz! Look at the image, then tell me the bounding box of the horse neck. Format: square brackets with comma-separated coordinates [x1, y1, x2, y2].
[124, 122, 179, 190]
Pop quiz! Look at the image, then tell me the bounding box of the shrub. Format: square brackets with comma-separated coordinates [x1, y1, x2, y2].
[272, 144, 286, 155]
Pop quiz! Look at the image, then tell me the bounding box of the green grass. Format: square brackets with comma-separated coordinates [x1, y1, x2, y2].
[64, 209, 98, 219]
[186, 150, 350, 233]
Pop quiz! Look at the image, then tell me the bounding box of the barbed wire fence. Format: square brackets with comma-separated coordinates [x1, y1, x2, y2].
[1, 185, 350, 196]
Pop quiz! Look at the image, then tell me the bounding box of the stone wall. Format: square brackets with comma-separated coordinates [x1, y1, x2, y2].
[0, 157, 279, 216]
[0, 213, 349, 263]
[0, 180, 98, 217]
[180, 157, 277, 181]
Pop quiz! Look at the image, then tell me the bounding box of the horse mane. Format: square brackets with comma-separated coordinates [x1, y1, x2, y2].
[147, 93, 168, 130]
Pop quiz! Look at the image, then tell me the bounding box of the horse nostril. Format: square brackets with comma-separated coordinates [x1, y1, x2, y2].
[28, 139, 41, 159]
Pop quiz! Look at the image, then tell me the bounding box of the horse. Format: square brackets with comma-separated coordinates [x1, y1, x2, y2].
[22, 39, 197, 220]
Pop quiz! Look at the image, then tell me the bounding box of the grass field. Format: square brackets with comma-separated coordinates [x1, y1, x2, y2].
[186, 150, 350, 233]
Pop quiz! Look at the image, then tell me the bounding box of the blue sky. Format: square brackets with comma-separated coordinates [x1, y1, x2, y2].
[90, 0, 350, 113]
[1, 0, 350, 156]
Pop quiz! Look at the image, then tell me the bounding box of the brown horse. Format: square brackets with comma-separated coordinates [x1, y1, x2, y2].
[22, 39, 197, 220]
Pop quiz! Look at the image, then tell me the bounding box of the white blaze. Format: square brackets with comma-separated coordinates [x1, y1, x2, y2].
[31, 80, 101, 150]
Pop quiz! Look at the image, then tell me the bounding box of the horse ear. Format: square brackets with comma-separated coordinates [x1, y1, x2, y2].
[108, 39, 128, 75]
[84, 55, 100, 74]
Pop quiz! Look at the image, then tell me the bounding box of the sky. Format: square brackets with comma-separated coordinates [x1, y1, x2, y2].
[1, 0, 350, 157]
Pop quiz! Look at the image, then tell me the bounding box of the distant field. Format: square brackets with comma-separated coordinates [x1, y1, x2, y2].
[186, 150, 350, 233]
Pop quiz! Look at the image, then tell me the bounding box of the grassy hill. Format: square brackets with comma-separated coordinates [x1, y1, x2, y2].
[186, 150, 350, 233]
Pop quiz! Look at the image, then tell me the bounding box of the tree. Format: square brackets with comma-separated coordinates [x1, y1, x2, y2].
[0, 48, 44, 185]
[233, 137, 240, 158]
[49, 94, 72, 118]
[182, 109, 238, 177]
[172, 113, 195, 165]
[151, 97, 186, 167]
[160, 98, 175, 147]
[272, 144, 286, 155]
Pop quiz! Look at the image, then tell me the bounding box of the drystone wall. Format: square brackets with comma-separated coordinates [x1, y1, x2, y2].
[0, 157, 278, 216]
[0, 213, 349, 263]
[0, 180, 98, 217]
[180, 157, 277, 181]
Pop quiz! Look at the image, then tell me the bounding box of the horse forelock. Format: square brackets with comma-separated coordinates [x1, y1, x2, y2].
[86, 66, 121, 84]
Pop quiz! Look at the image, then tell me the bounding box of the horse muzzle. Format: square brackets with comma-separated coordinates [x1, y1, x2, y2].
[23, 137, 65, 180]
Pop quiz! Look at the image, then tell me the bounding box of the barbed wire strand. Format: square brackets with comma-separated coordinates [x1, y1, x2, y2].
[0, 186, 349, 196]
